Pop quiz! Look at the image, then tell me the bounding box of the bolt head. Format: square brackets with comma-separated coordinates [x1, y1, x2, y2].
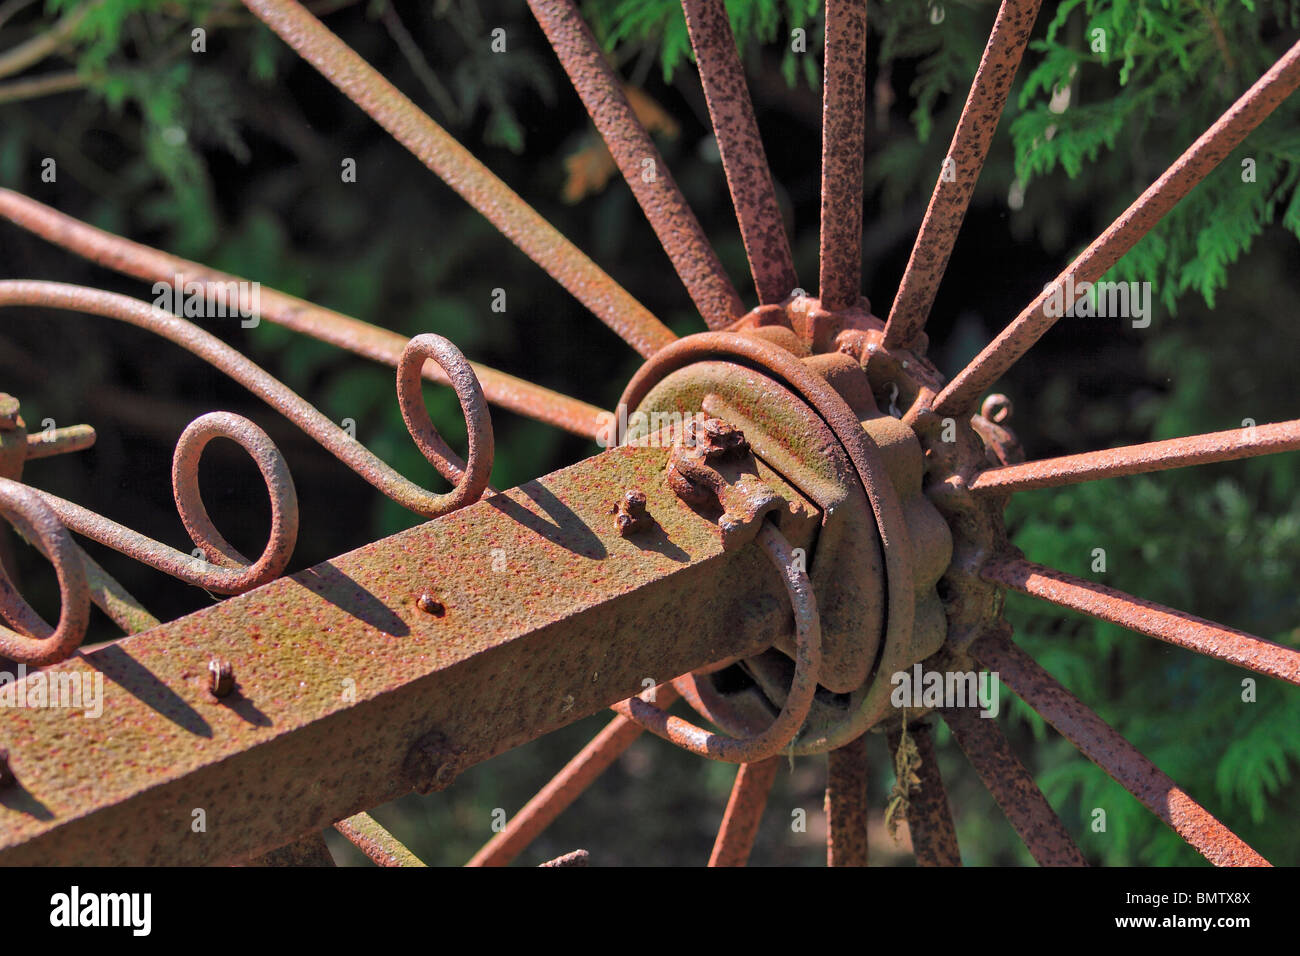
[208, 659, 235, 698]
[416, 593, 445, 616]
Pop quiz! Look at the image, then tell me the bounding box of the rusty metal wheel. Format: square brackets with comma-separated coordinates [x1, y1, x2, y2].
[0, 0, 1298, 868]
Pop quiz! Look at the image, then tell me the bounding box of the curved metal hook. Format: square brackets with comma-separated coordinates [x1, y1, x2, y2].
[0, 478, 90, 665]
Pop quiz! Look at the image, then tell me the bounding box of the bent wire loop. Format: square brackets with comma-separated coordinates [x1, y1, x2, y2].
[0, 280, 494, 664]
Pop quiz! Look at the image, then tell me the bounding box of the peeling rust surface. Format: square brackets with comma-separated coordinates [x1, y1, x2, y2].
[818, 0, 867, 312]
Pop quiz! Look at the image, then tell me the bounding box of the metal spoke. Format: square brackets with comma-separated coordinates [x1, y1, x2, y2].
[467, 685, 680, 867]
[982, 556, 1300, 686]
[887, 723, 961, 866]
[883, 0, 1042, 349]
[240, 0, 675, 358]
[825, 735, 869, 866]
[970, 419, 1300, 495]
[971, 630, 1270, 866]
[708, 757, 779, 867]
[682, 0, 798, 305]
[933, 38, 1300, 415]
[527, 0, 744, 328]
[334, 812, 426, 867]
[0, 189, 608, 440]
[940, 703, 1087, 866]
[818, 0, 867, 311]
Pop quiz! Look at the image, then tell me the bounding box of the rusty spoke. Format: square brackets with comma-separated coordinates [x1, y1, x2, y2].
[883, 0, 1042, 349]
[467, 685, 680, 867]
[887, 722, 961, 866]
[0, 190, 608, 440]
[982, 556, 1300, 686]
[335, 812, 426, 867]
[824, 734, 869, 866]
[682, 0, 798, 305]
[940, 703, 1088, 866]
[970, 419, 1300, 495]
[239, 0, 675, 357]
[708, 756, 780, 867]
[818, 0, 868, 312]
[527, 0, 744, 328]
[970, 630, 1270, 866]
[934, 38, 1300, 415]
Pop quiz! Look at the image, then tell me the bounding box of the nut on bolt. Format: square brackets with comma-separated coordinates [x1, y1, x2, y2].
[693, 418, 749, 460]
[612, 489, 652, 536]
[208, 659, 235, 698]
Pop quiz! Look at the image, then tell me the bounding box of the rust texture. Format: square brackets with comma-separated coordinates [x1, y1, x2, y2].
[251, 832, 336, 866]
[933, 38, 1300, 415]
[707, 757, 780, 866]
[1, 282, 492, 519]
[818, 0, 867, 311]
[941, 703, 1088, 866]
[239, 0, 676, 358]
[982, 556, 1300, 686]
[887, 722, 962, 866]
[970, 418, 1300, 494]
[619, 332, 918, 752]
[0, 190, 608, 439]
[0, 442, 810, 864]
[335, 813, 426, 867]
[0, 477, 89, 664]
[526, 0, 744, 328]
[971, 631, 1270, 866]
[538, 849, 589, 867]
[468, 685, 680, 867]
[682, 0, 798, 305]
[612, 521, 822, 762]
[883, 0, 1042, 349]
[824, 735, 869, 866]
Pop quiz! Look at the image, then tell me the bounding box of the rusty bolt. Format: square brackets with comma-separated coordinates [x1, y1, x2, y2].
[208, 659, 235, 698]
[0, 394, 21, 432]
[612, 489, 652, 536]
[0, 747, 12, 788]
[692, 418, 748, 460]
[416, 593, 445, 616]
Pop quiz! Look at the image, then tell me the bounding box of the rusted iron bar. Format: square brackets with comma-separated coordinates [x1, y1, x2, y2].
[467, 685, 681, 867]
[0, 441, 817, 864]
[612, 522, 820, 762]
[824, 734, 869, 866]
[818, 0, 868, 312]
[970, 419, 1300, 495]
[970, 631, 1270, 866]
[335, 813, 425, 867]
[887, 722, 961, 866]
[883, 0, 1042, 349]
[528, 0, 744, 328]
[940, 703, 1088, 866]
[238, 0, 676, 358]
[681, 0, 798, 305]
[707, 757, 780, 866]
[0, 189, 607, 440]
[981, 556, 1300, 686]
[0, 282, 492, 521]
[933, 38, 1300, 415]
[24, 424, 95, 460]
